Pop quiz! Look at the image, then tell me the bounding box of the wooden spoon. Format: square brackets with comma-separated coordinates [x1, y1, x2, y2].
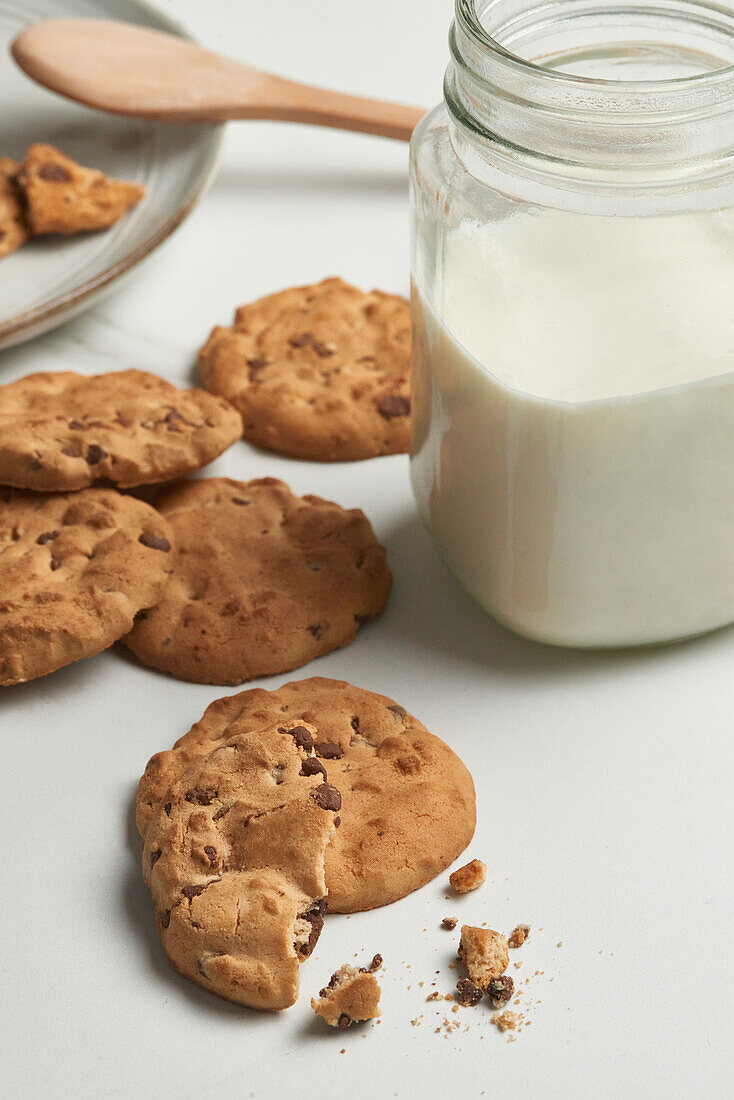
[11, 19, 424, 141]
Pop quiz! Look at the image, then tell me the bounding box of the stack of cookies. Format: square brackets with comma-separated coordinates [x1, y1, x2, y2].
[2, 277, 477, 1023]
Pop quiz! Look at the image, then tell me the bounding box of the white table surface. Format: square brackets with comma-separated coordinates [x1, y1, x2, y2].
[1, 2, 732, 1096]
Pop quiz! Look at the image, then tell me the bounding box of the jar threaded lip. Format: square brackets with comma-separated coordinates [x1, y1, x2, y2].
[456, 0, 734, 91]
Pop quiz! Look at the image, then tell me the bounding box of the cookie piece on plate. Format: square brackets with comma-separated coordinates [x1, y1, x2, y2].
[311, 954, 383, 1028]
[124, 478, 391, 684]
[136, 677, 476, 913]
[0, 487, 173, 686]
[142, 720, 340, 1009]
[15, 143, 145, 235]
[198, 277, 411, 461]
[0, 370, 242, 491]
[0, 158, 28, 259]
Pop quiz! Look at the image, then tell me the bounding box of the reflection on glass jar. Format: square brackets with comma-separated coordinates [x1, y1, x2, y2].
[409, 0, 734, 647]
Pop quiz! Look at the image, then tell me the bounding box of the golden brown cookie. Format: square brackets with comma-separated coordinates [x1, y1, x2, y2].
[142, 720, 340, 1009]
[15, 143, 145, 235]
[0, 370, 242, 491]
[0, 158, 28, 259]
[0, 487, 173, 687]
[198, 278, 411, 461]
[136, 677, 476, 912]
[311, 955, 383, 1027]
[123, 478, 391, 685]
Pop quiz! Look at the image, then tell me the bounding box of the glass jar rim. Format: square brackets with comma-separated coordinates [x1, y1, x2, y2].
[457, 0, 734, 92]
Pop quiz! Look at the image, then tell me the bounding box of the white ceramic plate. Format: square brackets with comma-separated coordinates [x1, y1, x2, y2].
[0, 0, 222, 349]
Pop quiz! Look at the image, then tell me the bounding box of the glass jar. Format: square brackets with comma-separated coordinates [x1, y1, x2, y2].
[409, 0, 734, 648]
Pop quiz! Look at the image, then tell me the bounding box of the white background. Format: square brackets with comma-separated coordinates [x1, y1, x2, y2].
[1, 1, 732, 1096]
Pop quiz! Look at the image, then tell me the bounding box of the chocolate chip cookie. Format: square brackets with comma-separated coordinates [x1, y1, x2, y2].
[0, 370, 242, 491]
[0, 487, 173, 686]
[0, 158, 28, 260]
[136, 677, 476, 912]
[123, 478, 391, 685]
[142, 720, 340, 1009]
[15, 143, 145, 235]
[198, 278, 411, 461]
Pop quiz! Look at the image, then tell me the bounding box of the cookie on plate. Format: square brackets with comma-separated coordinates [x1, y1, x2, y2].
[136, 677, 476, 912]
[0, 487, 173, 686]
[124, 478, 391, 685]
[142, 720, 340, 1009]
[15, 143, 145, 235]
[0, 158, 28, 260]
[0, 370, 242, 491]
[198, 277, 411, 461]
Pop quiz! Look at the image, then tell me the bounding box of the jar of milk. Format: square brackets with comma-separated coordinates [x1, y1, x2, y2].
[409, 0, 734, 647]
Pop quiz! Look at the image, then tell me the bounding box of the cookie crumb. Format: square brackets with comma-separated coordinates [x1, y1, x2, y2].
[449, 859, 487, 894]
[441, 916, 458, 930]
[487, 975, 514, 1007]
[458, 926, 509, 988]
[455, 979, 483, 1007]
[427, 991, 442, 1002]
[491, 1010, 517, 1032]
[311, 958, 382, 1028]
[508, 924, 530, 949]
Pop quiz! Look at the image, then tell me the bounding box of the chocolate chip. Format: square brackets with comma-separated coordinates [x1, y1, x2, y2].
[312, 341, 335, 358]
[308, 623, 324, 640]
[203, 845, 217, 863]
[69, 420, 84, 430]
[50, 559, 60, 571]
[314, 742, 342, 759]
[160, 909, 171, 929]
[350, 716, 360, 732]
[247, 357, 268, 369]
[311, 783, 341, 812]
[333, 816, 341, 828]
[150, 849, 162, 869]
[164, 802, 172, 816]
[296, 898, 327, 958]
[39, 162, 71, 182]
[360, 953, 383, 973]
[85, 444, 107, 465]
[231, 497, 251, 506]
[456, 979, 484, 1007]
[337, 1014, 352, 1029]
[377, 394, 410, 420]
[300, 757, 327, 779]
[185, 787, 217, 806]
[282, 725, 313, 751]
[182, 883, 206, 899]
[487, 975, 514, 1006]
[387, 704, 406, 720]
[138, 532, 171, 552]
[289, 332, 313, 348]
[442, 916, 458, 930]
[211, 804, 230, 822]
[36, 530, 59, 545]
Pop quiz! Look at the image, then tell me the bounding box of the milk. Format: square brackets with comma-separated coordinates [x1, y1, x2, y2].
[410, 208, 734, 646]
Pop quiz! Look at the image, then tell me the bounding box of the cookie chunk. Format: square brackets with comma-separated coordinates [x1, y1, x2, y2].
[142, 720, 339, 1009]
[15, 143, 144, 235]
[198, 278, 411, 461]
[458, 926, 509, 990]
[449, 858, 486, 893]
[0, 370, 242, 491]
[124, 478, 391, 684]
[0, 158, 28, 259]
[136, 677, 476, 912]
[311, 955, 383, 1028]
[0, 487, 173, 686]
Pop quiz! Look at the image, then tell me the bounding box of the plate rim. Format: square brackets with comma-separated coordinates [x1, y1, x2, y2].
[0, 0, 224, 348]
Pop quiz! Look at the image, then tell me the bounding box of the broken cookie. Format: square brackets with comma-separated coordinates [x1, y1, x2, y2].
[142, 720, 340, 1009]
[15, 143, 144, 235]
[311, 954, 383, 1028]
[458, 925, 510, 990]
[449, 858, 486, 894]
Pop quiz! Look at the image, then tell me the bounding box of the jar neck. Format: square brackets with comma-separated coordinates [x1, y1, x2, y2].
[445, 0, 734, 189]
